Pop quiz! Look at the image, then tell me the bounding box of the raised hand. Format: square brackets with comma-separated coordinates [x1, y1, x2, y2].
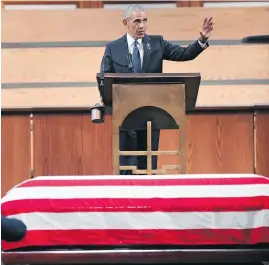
[200, 17, 214, 41]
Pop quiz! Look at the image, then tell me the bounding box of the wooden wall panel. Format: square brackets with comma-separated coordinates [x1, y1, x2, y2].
[1, 115, 31, 196]
[186, 114, 254, 173]
[177, 1, 203, 7]
[77, 1, 103, 8]
[33, 114, 112, 176]
[158, 129, 180, 174]
[159, 113, 254, 174]
[1, 112, 257, 181]
[255, 111, 269, 177]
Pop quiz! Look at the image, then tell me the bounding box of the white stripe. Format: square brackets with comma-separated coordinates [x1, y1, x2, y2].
[7, 174, 265, 194]
[6, 174, 267, 195]
[8, 210, 269, 230]
[2, 184, 269, 203]
[31, 174, 263, 181]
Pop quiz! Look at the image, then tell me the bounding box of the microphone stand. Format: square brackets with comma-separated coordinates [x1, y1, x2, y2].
[99, 53, 134, 99]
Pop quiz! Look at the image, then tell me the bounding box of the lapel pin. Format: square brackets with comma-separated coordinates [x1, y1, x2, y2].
[146, 43, 151, 50]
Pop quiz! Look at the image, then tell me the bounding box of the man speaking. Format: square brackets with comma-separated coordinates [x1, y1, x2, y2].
[101, 4, 214, 175]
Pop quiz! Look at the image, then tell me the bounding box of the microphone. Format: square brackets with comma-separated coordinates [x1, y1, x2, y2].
[98, 55, 111, 104]
[99, 53, 134, 102]
[100, 54, 110, 87]
[100, 53, 133, 78]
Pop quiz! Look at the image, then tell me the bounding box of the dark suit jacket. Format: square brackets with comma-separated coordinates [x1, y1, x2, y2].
[102, 33, 208, 73]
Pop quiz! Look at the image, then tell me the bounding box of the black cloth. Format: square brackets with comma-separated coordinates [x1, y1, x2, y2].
[1, 215, 27, 242]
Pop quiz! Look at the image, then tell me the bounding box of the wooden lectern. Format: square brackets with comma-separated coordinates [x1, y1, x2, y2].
[97, 73, 201, 175]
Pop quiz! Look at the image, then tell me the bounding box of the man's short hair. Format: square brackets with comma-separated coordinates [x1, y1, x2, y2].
[124, 4, 145, 19]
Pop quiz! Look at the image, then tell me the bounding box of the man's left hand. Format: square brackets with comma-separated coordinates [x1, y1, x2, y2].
[200, 17, 214, 42]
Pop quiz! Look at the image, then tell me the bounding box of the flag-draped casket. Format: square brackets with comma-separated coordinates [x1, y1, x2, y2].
[1, 174, 269, 250]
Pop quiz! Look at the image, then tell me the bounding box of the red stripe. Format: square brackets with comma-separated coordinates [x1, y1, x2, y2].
[2, 196, 269, 215]
[2, 227, 269, 251]
[17, 177, 269, 187]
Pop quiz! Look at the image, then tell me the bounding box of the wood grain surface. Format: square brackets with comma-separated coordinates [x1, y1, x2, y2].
[2, 7, 269, 42]
[33, 114, 113, 176]
[2, 45, 269, 83]
[2, 84, 269, 110]
[255, 111, 269, 177]
[158, 113, 255, 174]
[1, 115, 31, 196]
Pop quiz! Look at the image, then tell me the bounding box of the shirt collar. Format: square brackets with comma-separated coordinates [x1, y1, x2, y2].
[127, 33, 142, 47]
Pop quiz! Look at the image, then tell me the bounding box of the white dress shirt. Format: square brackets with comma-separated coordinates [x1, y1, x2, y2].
[197, 39, 207, 49]
[127, 33, 144, 67]
[126, 33, 207, 68]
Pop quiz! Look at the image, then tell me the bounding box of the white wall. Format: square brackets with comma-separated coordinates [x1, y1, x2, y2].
[204, 1, 269, 7]
[4, 4, 77, 10]
[104, 3, 176, 9]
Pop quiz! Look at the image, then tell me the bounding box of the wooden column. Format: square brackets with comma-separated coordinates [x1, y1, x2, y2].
[77, 1, 103, 8]
[1, 114, 31, 196]
[176, 1, 203, 7]
[190, 1, 203, 7]
[176, 1, 190, 7]
[255, 110, 269, 177]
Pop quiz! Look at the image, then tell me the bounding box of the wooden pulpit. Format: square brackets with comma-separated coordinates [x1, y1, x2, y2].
[97, 73, 201, 175]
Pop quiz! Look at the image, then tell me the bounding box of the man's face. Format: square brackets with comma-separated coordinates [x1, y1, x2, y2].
[124, 11, 147, 39]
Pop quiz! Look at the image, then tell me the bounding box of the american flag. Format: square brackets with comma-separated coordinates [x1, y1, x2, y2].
[1, 174, 269, 250]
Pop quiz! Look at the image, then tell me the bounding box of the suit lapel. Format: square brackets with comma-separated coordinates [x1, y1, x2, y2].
[142, 34, 151, 73]
[122, 34, 129, 56]
[118, 34, 131, 72]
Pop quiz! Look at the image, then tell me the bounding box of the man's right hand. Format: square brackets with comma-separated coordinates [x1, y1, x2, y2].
[199, 17, 214, 42]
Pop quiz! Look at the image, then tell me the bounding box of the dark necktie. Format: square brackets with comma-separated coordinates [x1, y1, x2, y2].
[132, 40, 141, 73]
